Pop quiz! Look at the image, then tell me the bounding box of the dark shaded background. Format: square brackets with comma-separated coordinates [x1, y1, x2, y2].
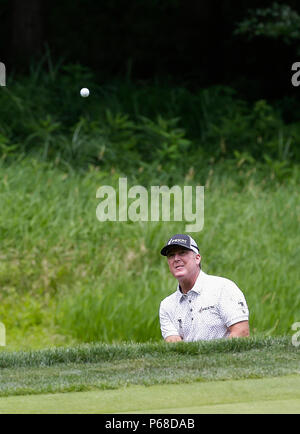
[1, 0, 299, 102]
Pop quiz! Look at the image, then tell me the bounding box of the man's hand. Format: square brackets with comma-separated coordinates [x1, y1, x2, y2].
[228, 321, 250, 338]
[165, 335, 183, 343]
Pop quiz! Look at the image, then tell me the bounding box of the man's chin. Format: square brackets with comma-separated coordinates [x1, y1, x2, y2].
[172, 268, 186, 278]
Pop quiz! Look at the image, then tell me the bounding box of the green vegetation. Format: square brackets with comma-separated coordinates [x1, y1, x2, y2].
[0, 62, 299, 349]
[235, 2, 300, 45]
[6, 377, 300, 414]
[0, 337, 299, 398]
[1, 59, 300, 185]
[1, 376, 300, 414]
[1, 3, 299, 415]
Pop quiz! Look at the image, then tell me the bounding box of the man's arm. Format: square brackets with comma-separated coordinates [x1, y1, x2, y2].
[228, 320, 250, 338]
[165, 335, 183, 343]
[159, 300, 183, 342]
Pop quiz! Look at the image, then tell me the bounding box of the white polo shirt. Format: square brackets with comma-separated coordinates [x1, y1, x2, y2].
[159, 270, 249, 341]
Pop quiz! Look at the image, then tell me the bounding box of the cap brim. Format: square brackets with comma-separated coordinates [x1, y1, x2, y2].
[161, 244, 191, 256]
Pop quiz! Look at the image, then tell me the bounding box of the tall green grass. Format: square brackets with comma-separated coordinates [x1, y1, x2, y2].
[0, 158, 299, 349]
[0, 337, 293, 368]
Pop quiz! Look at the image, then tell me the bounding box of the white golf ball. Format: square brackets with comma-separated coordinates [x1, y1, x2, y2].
[80, 88, 90, 98]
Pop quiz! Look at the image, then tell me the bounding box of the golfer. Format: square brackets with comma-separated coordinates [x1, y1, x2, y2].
[159, 234, 249, 342]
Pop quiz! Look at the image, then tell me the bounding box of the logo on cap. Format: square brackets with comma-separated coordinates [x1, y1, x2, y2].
[169, 238, 187, 245]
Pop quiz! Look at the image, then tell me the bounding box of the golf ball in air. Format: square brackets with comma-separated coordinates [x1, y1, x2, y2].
[80, 88, 90, 97]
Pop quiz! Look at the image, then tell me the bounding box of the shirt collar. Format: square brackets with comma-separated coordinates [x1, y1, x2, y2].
[176, 269, 205, 302]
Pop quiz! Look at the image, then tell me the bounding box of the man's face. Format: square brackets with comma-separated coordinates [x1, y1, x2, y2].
[166, 246, 201, 280]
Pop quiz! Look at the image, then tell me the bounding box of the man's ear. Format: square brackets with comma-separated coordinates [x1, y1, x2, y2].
[195, 254, 201, 265]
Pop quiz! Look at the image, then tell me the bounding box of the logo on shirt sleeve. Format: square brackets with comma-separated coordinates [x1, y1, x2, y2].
[238, 301, 247, 314]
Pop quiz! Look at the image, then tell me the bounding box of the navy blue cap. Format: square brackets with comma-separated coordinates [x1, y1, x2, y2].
[161, 234, 199, 256]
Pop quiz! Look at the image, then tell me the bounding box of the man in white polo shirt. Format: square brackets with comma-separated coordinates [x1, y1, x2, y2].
[159, 234, 249, 342]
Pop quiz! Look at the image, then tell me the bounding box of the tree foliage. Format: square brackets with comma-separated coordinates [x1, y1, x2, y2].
[235, 2, 300, 45]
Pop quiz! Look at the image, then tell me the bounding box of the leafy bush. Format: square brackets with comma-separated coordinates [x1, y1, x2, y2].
[0, 56, 299, 184]
[235, 2, 300, 45]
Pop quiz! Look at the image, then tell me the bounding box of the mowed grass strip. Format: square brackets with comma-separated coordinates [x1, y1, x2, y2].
[0, 376, 299, 414]
[0, 337, 299, 398]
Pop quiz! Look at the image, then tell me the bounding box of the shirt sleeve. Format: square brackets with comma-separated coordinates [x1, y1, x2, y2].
[159, 301, 180, 340]
[218, 281, 249, 328]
